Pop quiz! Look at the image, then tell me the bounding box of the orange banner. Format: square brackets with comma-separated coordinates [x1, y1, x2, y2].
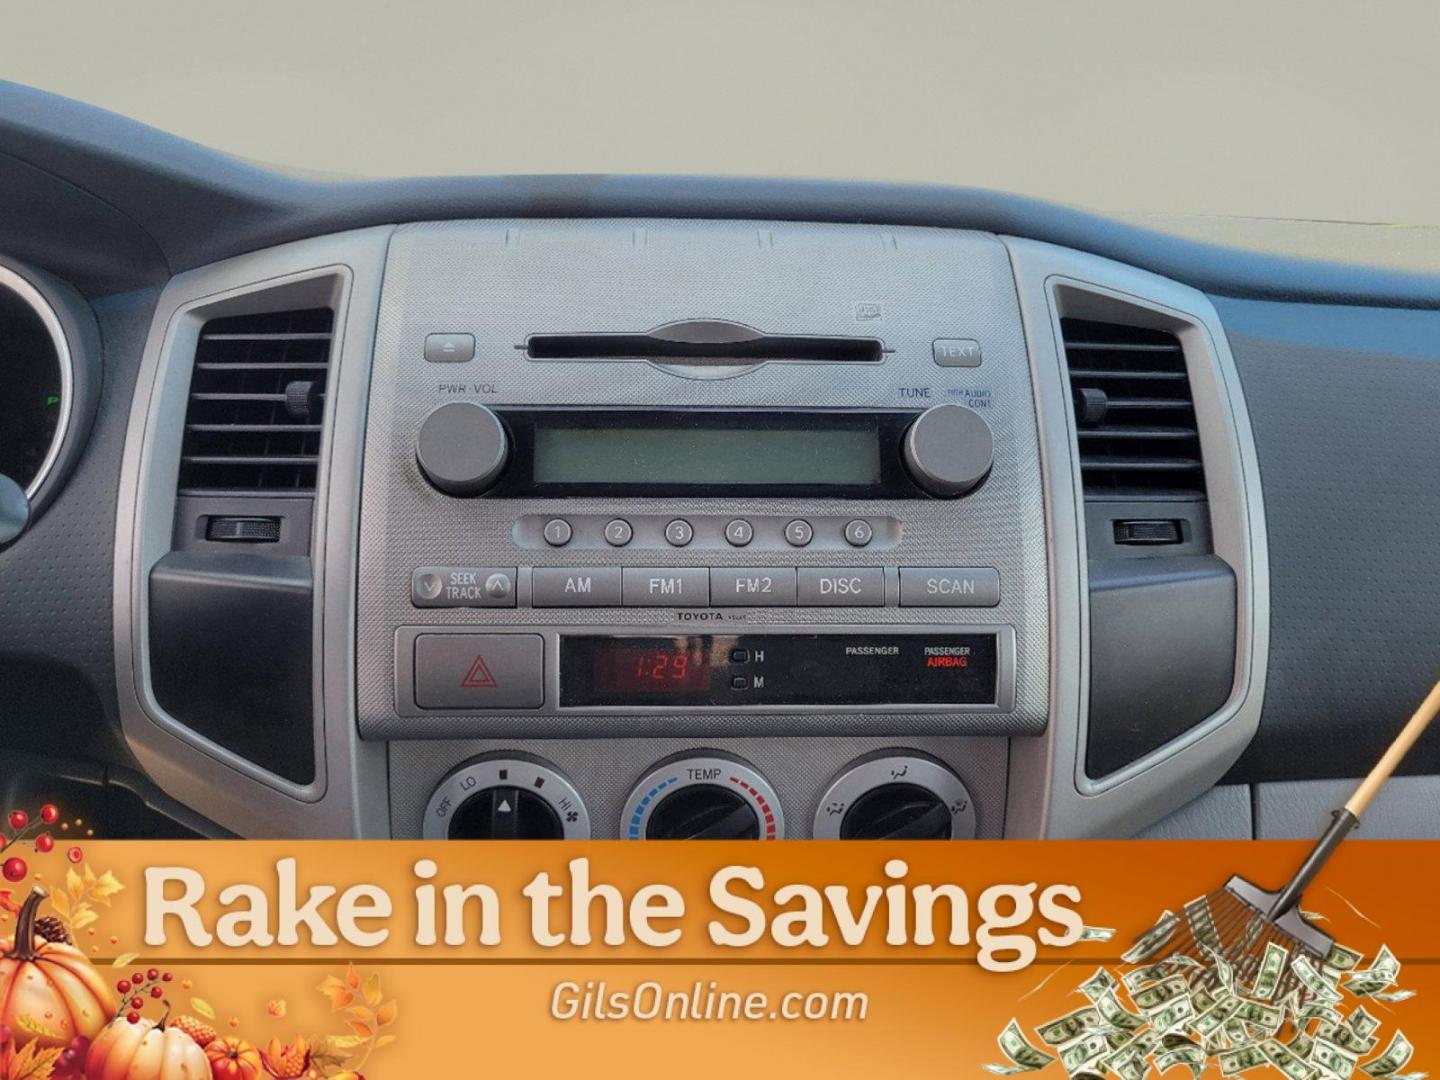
[0, 840, 1434, 1078]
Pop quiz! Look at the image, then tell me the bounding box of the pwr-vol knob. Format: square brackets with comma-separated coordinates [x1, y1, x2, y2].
[623, 753, 784, 840]
[903, 404, 994, 497]
[416, 401, 510, 495]
[813, 752, 976, 840]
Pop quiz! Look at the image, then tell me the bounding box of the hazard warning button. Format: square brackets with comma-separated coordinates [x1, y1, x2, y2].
[414, 633, 544, 710]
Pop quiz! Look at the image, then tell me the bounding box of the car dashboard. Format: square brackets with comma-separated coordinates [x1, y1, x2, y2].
[2, 82, 1438, 841]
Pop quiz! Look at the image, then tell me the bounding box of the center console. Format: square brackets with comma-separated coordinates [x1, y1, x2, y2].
[114, 218, 1267, 840]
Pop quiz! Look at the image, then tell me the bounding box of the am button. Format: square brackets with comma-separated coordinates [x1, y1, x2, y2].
[899, 567, 1000, 607]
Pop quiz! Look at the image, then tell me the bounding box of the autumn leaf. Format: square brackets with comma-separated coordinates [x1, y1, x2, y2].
[375, 1000, 397, 1027]
[374, 1034, 398, 1050]
[345, 962, 360, 990]
[317, 975, 354, 1011]
[361, 972, 382, 1007]
[323, 1035, 366, 1052]
[45, 891, 67, 919]
[0, 890, 19, 917]
[14, 1015, 64, 1041]
[70, 907, 98, 932]
[346, 1021, 374, 1041]
[82, 864, 97, 889]
[111, 952, 139, 968]
[4, 1040, 63, 1080]
[191, 998, 216, 1021]
[90, 870, 124, 906]
[65, 868, 83, 902]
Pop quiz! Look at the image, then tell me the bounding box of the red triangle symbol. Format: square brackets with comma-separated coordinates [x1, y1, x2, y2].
[460, 655, 498, 688]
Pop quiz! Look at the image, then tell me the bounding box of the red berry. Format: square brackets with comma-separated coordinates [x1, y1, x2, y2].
[2, 856, 26, 882]
[59, 1049, 76, 1066]
[130, 996, 144, 1010]
[161, 972, 173, 982]
[132, 972, 144, 986]
[66, 846, 83, 864]
[147, 967, 159, 981]
[35, 833, 54, 853]
[150, 986, 163, 999]
[116, 980, 131, 994]
[126, 1012, 140, 1024]
[8, 811, 28, 831]
[40, 805, 59, 824]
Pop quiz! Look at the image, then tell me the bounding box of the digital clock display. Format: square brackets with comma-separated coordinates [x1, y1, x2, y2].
[591, 642, 713, 693]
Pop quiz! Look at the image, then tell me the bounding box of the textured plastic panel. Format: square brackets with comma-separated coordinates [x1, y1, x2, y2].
[1254, 776, 1440, 840]
[389, 735, 1010, 840]
[1219, 298, 1440, 782]
[0, 285, 157, 768]
[357, 220, 1049, 739]
[1136, 784, 1252, 840]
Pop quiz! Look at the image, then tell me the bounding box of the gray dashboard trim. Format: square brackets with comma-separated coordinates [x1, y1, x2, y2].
[113, 227, 393, 838]
[6, 82, 1440, 309]
[1002, 238, 1270, 838]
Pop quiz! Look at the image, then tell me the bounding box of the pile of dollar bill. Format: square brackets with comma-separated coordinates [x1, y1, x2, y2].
[987, 910, 1420, 1079]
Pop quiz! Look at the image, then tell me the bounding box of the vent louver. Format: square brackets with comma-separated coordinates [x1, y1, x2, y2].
[1062, 318, 1205, 499]
[177, 308, 334, 493]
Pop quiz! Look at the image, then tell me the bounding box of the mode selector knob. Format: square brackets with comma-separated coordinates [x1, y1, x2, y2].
[416, 402, 509, 496]
[903, 404, 994, 497]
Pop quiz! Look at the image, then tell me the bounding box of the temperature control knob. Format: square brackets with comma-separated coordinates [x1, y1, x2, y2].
[813, 752, 976, 840]
[902, 404, 993, 497]
[622, 753, 784, 840]
[415, 401, 509, 496]
[423, 755, 589, 840]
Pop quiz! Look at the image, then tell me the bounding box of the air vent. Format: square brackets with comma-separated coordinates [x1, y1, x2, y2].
[1062, 318, 1205, 499]
[177, 308, 334, 493]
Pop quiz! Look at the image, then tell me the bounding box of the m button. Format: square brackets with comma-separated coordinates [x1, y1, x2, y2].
[415, 634, 544, 709]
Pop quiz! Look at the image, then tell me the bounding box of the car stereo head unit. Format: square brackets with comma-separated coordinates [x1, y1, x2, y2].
[355, 219, 1049, 741]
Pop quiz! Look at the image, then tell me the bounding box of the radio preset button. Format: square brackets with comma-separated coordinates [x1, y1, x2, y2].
[414, 633, 544, 709]
[711, 568, 797, 607]
[542, 519, 573, 547]
[664, 518, 695, 547]
[622, 567, 710, 606]
[784, 519, 814, 547]
[412, 567, 517, 608]
[899, 567, 1001, 607]
[603, 519, 634, 546]
[844, 519, 874, 547]
[532, 567, 622, 607]
[797, 568, 885, 606]
[724, 519, 754, 546]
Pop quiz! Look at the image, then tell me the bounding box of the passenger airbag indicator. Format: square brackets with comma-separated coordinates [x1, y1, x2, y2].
[559, 632, 998, 707]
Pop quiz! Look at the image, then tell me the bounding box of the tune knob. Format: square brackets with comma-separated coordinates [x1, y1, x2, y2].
[415, 402, 509, 496]
[902, 404, 994, 497]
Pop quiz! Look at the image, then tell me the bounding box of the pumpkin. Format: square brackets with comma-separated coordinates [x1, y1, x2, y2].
[0, 888, 115, 1049]
[86, 1012, 210, 1080]
[206, 1036, 263, 1080]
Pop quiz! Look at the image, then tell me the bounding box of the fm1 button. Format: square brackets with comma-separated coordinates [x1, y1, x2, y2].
[414, 634, 544, 709]
[899, 567, 1001, 607]
[797, 568, 885, 606]
[622, 567, 710, 606]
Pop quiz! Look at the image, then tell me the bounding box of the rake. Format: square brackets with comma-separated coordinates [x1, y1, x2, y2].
[1132, 678, 1440, 1003]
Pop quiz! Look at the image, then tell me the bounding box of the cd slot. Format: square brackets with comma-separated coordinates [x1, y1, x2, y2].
[525, 325, 883, 366]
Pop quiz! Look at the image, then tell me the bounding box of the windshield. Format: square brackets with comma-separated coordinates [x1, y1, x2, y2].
[5, 2, 1434, 224]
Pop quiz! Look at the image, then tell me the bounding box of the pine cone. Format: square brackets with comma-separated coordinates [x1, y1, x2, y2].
[33, 914, 70, 944]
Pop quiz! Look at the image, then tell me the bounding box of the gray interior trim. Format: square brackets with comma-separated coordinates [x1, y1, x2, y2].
[1002, 238, 1270, 838]
[113, 227, 393, 838]
[1254, 775, 1440, 840]
[0, 264, 74, 501]
[1135, 784, 1252, 840]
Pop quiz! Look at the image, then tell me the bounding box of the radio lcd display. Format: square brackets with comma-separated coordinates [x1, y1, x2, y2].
[560, 632, 1000, 708]
[532, 424, 882, 487]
